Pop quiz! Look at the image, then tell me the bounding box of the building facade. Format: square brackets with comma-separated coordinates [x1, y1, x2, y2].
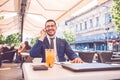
[64, 0, 120, 52]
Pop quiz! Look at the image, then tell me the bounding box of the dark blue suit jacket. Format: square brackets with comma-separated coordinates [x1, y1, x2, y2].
[30, 37, 79, 62]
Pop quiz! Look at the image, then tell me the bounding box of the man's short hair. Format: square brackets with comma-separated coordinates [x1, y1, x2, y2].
[45, 19, 56, 26]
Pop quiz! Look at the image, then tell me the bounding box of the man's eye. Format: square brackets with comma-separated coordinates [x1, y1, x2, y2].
[46, 25, 55, 28]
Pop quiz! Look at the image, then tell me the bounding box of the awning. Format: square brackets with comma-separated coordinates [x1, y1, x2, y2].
[74, 32, 120, 44]
[0, 0, 107, 39]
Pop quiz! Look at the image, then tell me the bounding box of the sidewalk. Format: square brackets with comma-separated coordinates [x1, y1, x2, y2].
[0, 63, 23, 80]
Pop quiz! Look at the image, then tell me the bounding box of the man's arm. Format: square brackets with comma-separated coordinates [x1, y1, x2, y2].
[30, 29, 46, 62]
[30, 40, 45, 58]
[64, 39, 84, 63]
[64, 39, 79, 60]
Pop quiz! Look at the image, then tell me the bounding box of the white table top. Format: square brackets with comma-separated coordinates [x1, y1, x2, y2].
[22, 63, 120, 80]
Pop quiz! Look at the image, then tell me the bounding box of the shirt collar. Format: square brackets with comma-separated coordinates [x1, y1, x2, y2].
[47, 35, 56, 41]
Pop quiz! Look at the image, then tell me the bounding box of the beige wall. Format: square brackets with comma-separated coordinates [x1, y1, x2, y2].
[67, 0, 114, 38]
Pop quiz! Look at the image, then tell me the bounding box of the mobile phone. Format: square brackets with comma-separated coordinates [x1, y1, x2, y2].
[32, 65, 48, 71]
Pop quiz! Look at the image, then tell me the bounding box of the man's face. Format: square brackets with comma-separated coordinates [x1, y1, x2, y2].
[45, 21, 57, 36]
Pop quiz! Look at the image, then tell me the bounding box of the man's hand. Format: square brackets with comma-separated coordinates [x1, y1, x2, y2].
[71, 58, 84, 63]
[39, 29, 46, 41]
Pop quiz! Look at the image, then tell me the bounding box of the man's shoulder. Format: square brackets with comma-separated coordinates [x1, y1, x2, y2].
[56, 37, 66, 42]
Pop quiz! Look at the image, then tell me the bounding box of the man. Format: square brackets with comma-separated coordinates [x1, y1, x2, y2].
[30, 19, 83, 63]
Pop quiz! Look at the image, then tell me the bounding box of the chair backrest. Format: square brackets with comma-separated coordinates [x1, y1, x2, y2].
[0, 55, 2, 66]
[1, 50, 16, 62]
[78, 52, 95, 63]
[97, 51, 113, 63]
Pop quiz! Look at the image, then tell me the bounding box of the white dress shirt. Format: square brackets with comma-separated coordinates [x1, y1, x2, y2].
[47, 36, 58, 62]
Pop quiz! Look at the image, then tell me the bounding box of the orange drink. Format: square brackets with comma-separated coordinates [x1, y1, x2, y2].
[45, 49, 55, 68]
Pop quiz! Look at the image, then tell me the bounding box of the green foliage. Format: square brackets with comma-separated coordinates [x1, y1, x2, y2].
[0, 33, 20, 46]
[0, 35, 6, 44]
[111, 0, 120, 33]
[5, 33, 20, 46]
[30, 36, 39, 46]
[0, 16, 4, 20]
[63, 28, 75, 43]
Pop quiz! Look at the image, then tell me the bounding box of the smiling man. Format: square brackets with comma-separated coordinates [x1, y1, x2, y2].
[30, 19, 83, 63]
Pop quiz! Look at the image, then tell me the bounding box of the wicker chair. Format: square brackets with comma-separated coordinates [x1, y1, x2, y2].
[78, 51, 95, 63]
[0, 55, 2, 67]
[97, 51, 113, 63]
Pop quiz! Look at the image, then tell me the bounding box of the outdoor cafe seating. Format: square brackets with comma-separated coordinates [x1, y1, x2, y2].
[0, 47, 17, 67]
[96, 51, 113, 63]
[78, 51, 95, 63]
[77, 50, 120, 64]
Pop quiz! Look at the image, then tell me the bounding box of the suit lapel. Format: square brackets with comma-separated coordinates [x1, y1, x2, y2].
[43, 37, 49, 49]
[56, 38, 60, 54]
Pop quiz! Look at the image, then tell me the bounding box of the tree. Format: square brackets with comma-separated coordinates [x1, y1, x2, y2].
[6, 33, 20, 46]
[30, 36, 39, 46]
[63, 28, 75, 43]
[0, 35, 6, 44]
[111, 0, 120, 33]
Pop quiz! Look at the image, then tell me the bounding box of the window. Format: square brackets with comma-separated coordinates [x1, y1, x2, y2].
[76, 24, 78, 32]
[105, 13, 112, 24]
[84, 21, 87, 29]
[80, 23, 82, 30]
[96, 17, 99, 27]
[90, 19, 93, 27]
[65, 21, 68, 26]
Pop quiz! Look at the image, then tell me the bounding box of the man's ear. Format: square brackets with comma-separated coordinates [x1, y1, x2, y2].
[56, 26, 57, 30]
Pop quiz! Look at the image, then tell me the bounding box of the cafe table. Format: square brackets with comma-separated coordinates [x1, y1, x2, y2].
[22, 63, 120, 80]
[20, 52, 31, 67]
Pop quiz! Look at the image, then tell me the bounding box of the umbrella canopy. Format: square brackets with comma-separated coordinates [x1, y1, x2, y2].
[0, 0, 106, 39]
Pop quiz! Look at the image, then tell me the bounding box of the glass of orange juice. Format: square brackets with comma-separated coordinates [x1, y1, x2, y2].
[45, 49, 55, 68]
